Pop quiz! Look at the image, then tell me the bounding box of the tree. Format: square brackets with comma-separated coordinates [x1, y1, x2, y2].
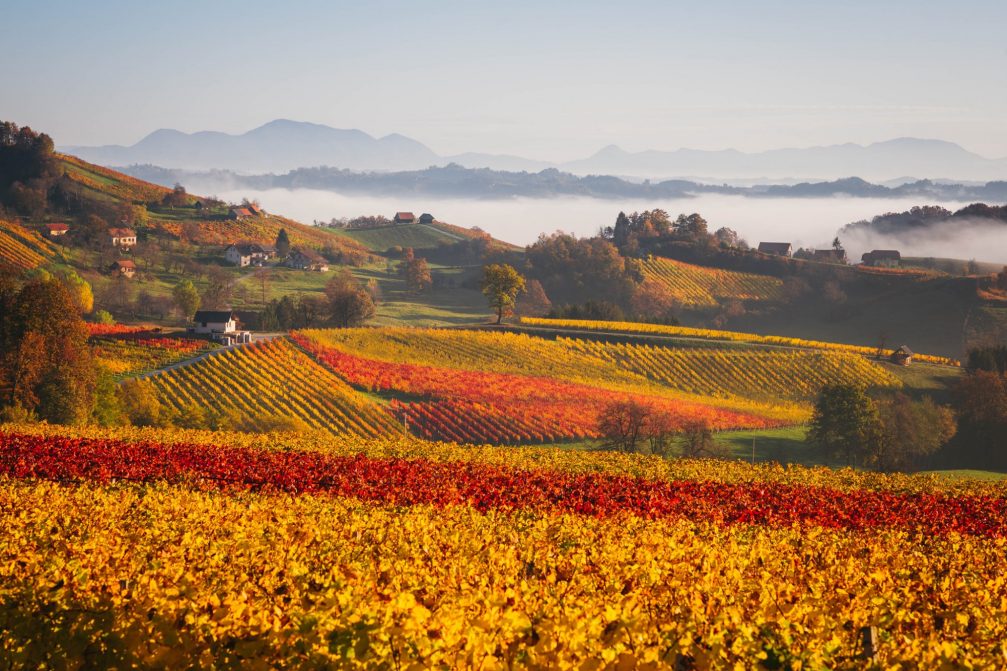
[678, 420, 723, 458]
[481, 264, 526, 324]
[172, 279, 200, 321]
[402, 256, 432, 293]
[325, 271, 375, 328]
[275, 228, 291, 258]
[58, 270, 94, 314]
[950, 371, 1007, 469]
[117, 379, 170, 427]
[92, 367, 126, 426]
[0, 277, 96, 425]
[200, 267, 233, 309]
[872, 393, 955, 471]
[597, 400, 651, 453]
[807, 384, 882, 466]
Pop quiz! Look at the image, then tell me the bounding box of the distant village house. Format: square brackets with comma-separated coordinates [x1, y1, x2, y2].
[110, 259, 136, 278]
[286, 249, 329, 272]
[224, 243, 275, 267]
[44, 223, 69, 238]
[862, 249, 901, 268]
[757, 242, 792, 257]
[393, 211, 416, 225]
[108, 227, 137, 249]
[229, 207, 253, 220]
[813, 248, 848, 264]
[418, 213, 435, 224]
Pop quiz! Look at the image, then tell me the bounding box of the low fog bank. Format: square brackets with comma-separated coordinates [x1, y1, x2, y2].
[842, 218, 1007, 266]
[202, 185, 997, 263]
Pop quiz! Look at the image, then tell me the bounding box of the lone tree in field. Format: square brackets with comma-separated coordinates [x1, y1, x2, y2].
[481, 263, 526, 324]
[172, 279, 201, 321]
[275, 229, 291, 258]
[807, 384, 881, 466]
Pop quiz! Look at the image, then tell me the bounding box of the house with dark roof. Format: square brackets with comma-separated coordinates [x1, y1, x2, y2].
[757, 242, 792, 257]
[813, 248, 848, 264]
[224, 242, 274, 267]
[108, 227, 137, 249]
[418, 213, 435, 224]
[286, 248, 329, 272]
[862, 249, 901, 268]
[393, 211, 416, 225]
[191, 310, 237, 335]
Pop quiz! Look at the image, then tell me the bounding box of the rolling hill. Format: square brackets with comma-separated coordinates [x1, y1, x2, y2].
[0, 219, 57, 271]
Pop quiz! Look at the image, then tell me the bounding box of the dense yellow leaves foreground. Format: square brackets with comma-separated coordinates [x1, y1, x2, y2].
[2, 478, 1007, 670]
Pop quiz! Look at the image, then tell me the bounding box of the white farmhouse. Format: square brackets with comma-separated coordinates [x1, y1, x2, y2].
[190, 310, 237, 335]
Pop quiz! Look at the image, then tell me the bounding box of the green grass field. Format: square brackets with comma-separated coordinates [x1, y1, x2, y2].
[330, 224, 464, 253]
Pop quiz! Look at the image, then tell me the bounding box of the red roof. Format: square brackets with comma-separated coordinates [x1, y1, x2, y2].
[231, 208, 253, 217]
[115, 259, 136, 269]
[108, 227, 136, 237]
[394, 211, 416, 221]
[45, 223, 69, 232]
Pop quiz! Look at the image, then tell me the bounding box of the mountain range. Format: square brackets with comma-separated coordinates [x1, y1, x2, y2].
[64, 119, 1007, 182]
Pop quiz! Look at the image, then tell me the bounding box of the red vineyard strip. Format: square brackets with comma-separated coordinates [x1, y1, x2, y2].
[3, 431, 1007, 536]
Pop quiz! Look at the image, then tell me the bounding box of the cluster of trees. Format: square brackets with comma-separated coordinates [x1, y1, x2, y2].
[807, 385, 956, 471]
[0, 122, 58, 218]
[260, 270, 376, 330]
[595, 399, 723, 458]
[397, 248, 432, 293]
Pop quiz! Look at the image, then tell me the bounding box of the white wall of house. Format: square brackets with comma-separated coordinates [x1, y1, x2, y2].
[192, 319, 236, 334]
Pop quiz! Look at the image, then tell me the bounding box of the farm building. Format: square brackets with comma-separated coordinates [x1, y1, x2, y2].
[190, 310, 237, 335]
[110, 259, 136, 278]
[890, 345, 913, 366]
[247, 202, 264, 215]
[394, 212, 416, 225]
[287, 249, 329, 272]
[224, 243, 274, 267]
[758, 242, 792, 257]
[108, 227, 137, 249]
[418, 213, 435, 224]
[229, 207, 253, 220]
[862, 250, 901, 268]
[813, 248, 848, 264]
[44, 223, 69, 238]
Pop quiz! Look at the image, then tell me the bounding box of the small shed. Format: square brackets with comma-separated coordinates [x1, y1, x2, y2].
[45, 223, 69, 237]
[418, 213, 435, 224]
[229, 207, 253, 220]
[394, 211, 416, 225]
[890, 345, 913, 366]
[758, 242, 792, 257]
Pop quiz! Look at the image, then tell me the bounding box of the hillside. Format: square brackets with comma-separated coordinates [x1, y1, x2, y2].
[0, 218, 57, 271]
[641, 255, 784, 308]
[55, 153, 371, 256]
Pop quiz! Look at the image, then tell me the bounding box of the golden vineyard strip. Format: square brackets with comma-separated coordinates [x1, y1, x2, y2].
[0, 220, 52, 270]
[521, 317, 960, 366]
[147, 338, 400, 437]
[560, 337, 902, 400]
[641, 255, 784, 307]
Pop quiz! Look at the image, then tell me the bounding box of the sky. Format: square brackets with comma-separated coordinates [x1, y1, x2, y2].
[4, 0, 1007, 160]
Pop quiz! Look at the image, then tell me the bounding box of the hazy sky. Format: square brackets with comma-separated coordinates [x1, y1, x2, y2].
[5, 0, 1007, 159]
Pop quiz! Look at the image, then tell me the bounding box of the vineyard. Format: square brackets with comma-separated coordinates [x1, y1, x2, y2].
[2, 423, 1006, 669]
[561, 337, 902, 401]
[640, 255, 785, 307]
[291, 327, 914, 443]
[520, 316, 961, 366]
[0, 219, 56, 270]
[90, 330, 218, 379]
[146, 338, 400, 438]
